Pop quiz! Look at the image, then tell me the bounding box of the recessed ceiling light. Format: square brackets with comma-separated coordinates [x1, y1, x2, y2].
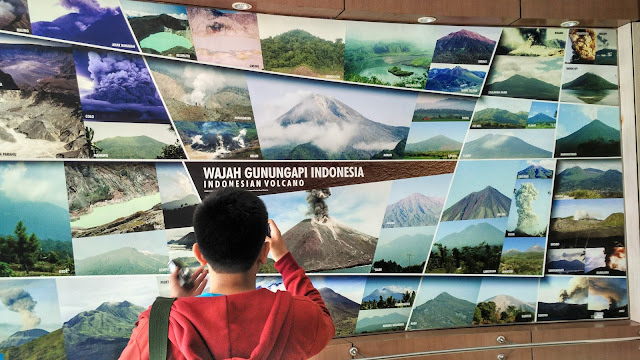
[417, 16, 437, 24]
[560, 20, 580, 28]
[232, 2, 252, 10]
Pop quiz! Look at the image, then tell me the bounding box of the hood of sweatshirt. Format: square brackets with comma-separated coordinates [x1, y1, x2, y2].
[138, 289, 293, 360]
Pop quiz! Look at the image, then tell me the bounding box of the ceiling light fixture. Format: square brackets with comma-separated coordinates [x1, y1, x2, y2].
[232, 2, 252, 10]
[417, 16, 437, 24]
[560, 20, 580, 28]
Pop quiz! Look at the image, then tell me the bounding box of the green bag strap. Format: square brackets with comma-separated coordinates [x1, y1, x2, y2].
[149, 297, 177, 360]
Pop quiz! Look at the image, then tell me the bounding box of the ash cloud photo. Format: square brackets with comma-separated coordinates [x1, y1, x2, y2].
[588, 277, 628, 318]
[147, 57, 254, 123]
[29, 0, 137, 50]
[0, 279, 66, 358]
[505, 178, 553, 237]
[73, 49, 169, 123]
[247, 73, 414, 160]
[0, 0, 30, 32]
[537, 276, 590, 321]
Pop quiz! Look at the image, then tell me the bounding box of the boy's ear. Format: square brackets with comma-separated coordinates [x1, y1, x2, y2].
[192, 243, 207, 266]
[257, 241, 270, 265]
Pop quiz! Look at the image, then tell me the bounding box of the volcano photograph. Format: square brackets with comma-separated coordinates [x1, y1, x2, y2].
[403, 121, 467, 159]
[29, 0, 137, 50]
[561, 64, 619, 106]
[498, 237, 545, 275]
[382, 173, 451, 228]
[57, 276, 158, 360]
[166, 227, 198, 268]
[555, 103, 620, 157]
[64, 162, 165, 238]
[359, 277, 419, 310]
[412, 93, 477, 122]
[527, 101, 558, 128]
[344, 21, 435, 89]
[470, 96, 531, 129]
[121, 0, 196, 59]
[565, 29, 617, 65]
[187, 7, 263, 68]
[461, 129, 554, 159]
[431, 27, 500, 65]
[0, 0, 31, 32]
[483, 56, 562, 101]
[517, 159, 555, 179]
[548, 198, 624, 249]
[86, 121, 184, 160]
[425, 217, 507, 274]
[156, 162, 200, 229]
[408, 277, 480, 330]
[73, 49, 169, 123]
[545, 248, 585, 275]
[496, 28, 566, 57]
[0, 162, 75, 277]
[584, 246, 626, 276]
[370, 226, 434, 273]
[147, 57, 254, 123]
[537, 276, 589, 321]
[554, 159, 622, 199]
[505, 178, 553, 237]
[0, 279, 66, 359]
[588, 277, 628, 319]
[175, 121, 261, 160]
[248, 73, 413, 160]
[73, 231, 170, 275]
[259, 14, 344, 79]
[310, 276, 366, 337]
[442, 159, 518, 221]
[425, 63, 487, 95]
[0, 34, 87, 159]
[260, 182, 391, 273]
[473, 277, 537, 324]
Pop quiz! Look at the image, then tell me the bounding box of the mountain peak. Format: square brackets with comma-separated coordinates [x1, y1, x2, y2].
[442, 29, 495, 44]
[441, 185, 510, 221]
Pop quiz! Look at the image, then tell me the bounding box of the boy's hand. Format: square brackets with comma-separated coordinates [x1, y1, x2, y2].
[266, 219, 288, 262]
[169, 265, 208, 298]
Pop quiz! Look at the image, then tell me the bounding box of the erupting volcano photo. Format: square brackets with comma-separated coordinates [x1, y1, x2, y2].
[260, 182, 391, 273]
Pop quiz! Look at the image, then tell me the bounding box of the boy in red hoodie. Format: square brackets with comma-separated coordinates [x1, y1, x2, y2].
[119, 187, 335, 360]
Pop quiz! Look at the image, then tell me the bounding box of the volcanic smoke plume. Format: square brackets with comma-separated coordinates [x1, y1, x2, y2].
[306, 188, 331, 223]
[86, 51, 162, 106]
[515, 182, 539, 235]
[559, 277, 588, 304]
[605, 246, 627, 271]
[569, 29, 596, 62]
[0, 288, 41, 330]
[590, 278, 627, 310]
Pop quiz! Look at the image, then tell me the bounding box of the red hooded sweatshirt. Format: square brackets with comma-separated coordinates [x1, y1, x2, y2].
[119, 253, 335, 360]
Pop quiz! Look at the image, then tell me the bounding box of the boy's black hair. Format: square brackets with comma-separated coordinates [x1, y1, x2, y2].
[193, 187, 268, 273]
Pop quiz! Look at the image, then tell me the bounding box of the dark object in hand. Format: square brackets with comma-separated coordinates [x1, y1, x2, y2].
[168, 260, 194, 289]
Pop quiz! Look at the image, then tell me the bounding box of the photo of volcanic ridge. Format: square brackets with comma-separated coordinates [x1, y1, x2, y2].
[0, 34, 87, 159]
[29, 0, 137, 50]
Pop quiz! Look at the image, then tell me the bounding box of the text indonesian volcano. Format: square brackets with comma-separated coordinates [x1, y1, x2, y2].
[268, 94, 408, 159]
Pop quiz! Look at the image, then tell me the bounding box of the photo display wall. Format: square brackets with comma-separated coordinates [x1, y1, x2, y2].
[0, 0, 628, 358]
